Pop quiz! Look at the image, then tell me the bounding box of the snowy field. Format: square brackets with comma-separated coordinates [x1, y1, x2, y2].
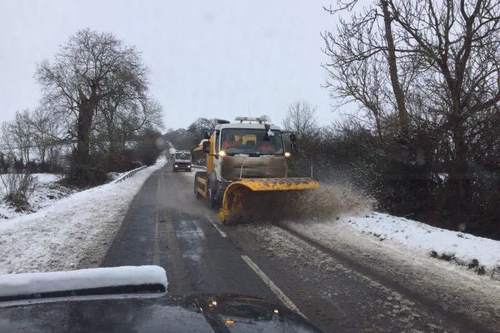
[0, 157, 167, 274]
[0, 173, 76, 220]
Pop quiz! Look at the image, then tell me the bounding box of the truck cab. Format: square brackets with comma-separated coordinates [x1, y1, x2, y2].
[173, 150, 192, 172]
[195, 117, 298, 209]
[213, 121, 289, 181]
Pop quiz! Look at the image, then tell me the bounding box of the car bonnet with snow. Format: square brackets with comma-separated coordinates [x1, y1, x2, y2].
[0, 293, 325, 333]
[0, 266, 326, 333]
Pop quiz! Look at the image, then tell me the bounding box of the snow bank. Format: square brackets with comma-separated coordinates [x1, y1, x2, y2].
[345, 212, 500, 276]
[286, 210, 500, 279]
[0, 265, 168, 297]
[0, 156, 167, 274]
[33, 173, 63, 184]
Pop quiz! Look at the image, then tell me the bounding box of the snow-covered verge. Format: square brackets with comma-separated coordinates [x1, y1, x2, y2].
[344, 213, 500, 278]
[0, 156, 167, 275]
[283, 204, 500, 281]
[284, 216, 500, 328]
[0, 173, 77, 220]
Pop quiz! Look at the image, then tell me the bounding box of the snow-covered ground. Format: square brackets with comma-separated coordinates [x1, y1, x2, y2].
[0, 173, 77, 220]
[0, 156, 167, 274]
[285, 212, 500, 280]
[344, 213, 500, 278]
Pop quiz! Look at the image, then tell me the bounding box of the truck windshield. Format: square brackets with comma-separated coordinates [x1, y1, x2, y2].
[175, 153, 191, 160]
[220, 129, 284, 155]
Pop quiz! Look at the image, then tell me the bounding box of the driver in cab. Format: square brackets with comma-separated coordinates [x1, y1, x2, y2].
[259, 135, 276, 153]
[222, 134, 242, 149]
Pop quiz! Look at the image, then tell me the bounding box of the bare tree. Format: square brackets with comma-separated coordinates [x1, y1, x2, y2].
[282, 101, 320, 139]
[1, 171, 37, 211]
[323, 44, 389, 139]
[93, 95, 164, 168]
[324, 0, 500, 226]
[0, 107, 68, 173]
[0, 110, 34, 163]
[187, 118, 219, 143]
[323, 1, 411, 136]
[387, 0, 500, 208]
[27, 107, 65, 165]
[35, 28, 150, 184]
[380, 0, 409, 135]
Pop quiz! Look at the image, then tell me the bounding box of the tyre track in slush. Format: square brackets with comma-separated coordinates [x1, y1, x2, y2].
[276, 221, 497, 332]
[219, 220, 497, 333]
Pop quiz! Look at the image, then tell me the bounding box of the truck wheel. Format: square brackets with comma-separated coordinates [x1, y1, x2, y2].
[215, 191, 223, 209]
[207, 181, 219, 210]
[208, 187, 216, 209]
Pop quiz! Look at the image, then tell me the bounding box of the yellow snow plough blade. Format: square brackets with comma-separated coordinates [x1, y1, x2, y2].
[217, 178, 320, 223]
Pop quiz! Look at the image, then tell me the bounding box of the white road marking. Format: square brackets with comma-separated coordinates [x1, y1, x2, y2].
[153, 212, 160, 265]
[205, 213, 227, 238]
[241, 254, 305, 318]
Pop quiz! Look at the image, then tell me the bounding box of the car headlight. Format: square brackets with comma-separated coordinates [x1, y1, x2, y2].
[285, 152, 291, 158]
[175, 164, 178, 167]
[219, 150, 227, 157]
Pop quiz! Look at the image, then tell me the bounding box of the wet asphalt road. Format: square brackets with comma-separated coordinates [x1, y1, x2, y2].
[102, 164, 496, 333]
[102, 165, 277, 301]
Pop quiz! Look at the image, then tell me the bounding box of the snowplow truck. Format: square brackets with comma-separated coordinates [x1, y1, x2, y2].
[193, 117, 319, 223]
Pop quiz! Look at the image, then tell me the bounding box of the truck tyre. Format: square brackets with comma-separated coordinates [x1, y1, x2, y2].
[208, 187, 216, 209]
[207, 174, 219, 210]
[215, 190, 223, 209]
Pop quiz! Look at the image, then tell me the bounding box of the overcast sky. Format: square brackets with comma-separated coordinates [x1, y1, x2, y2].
[0, 0, 350, 130]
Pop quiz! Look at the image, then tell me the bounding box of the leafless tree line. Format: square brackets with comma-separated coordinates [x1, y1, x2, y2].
[318, 0, 500, 235]
[1, 28, 164, 184]
[0, 108, 65, 171]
